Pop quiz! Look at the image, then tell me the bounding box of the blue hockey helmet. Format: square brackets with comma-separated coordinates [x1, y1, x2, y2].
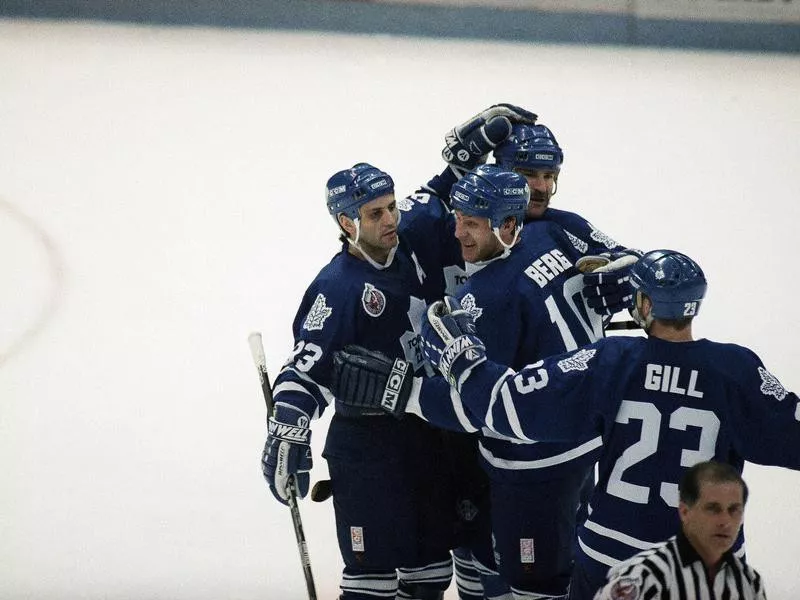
[629, 250, 707, 321]
[493, 124, 564, 172]
[326, 163, 395, 222]
[450, 164, 529, 228]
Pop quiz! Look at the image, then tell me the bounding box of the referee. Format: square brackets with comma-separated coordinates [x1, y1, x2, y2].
[594, 461, 766, 600]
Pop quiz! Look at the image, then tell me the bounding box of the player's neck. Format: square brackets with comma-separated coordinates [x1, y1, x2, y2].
[649, 321, 694, 342]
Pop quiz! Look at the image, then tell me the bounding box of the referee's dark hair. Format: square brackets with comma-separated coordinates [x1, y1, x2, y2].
[679, 461, 749, 506]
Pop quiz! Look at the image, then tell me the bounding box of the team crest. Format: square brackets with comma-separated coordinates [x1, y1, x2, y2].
[302, 293, 333, 331]
[361, 283, 386, 317]
[396, 197, 414, 212]
[460, 294, 483, 320]
[557, 348, 596, 372]
[758, 366, 788, 401]
[565, 230, 588, 254]
[589, 225, 619, 250]
[609, 576, 641, 600]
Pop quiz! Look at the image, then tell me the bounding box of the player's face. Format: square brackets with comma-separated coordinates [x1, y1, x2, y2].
[340, 193, 399, 263]
[515, 168, 557, 219]
[454, 210, 502, 263]
[679, 481, 745, 566]
[356, 193, 399, 260]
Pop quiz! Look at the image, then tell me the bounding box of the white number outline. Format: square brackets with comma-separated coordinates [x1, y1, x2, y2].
[288, 340, 323, 372]
[607, 400, 721, 507]
[544, 273, 604, 350]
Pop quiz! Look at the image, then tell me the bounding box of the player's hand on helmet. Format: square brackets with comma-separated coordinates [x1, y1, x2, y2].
[262, 402, 312, 505]
[579, 252, 641, 316]
[331, 345, 413, 418]
[442, 104, 538, 178]
[421, 297, 487, 389]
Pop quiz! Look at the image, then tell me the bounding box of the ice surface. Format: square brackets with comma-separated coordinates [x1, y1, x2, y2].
[1, 18, 799, 599]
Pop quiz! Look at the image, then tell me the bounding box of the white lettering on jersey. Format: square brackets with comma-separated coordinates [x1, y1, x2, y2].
[443, 264, 470, 296]
[643, 364, 703, 398]
[303, 294, 333, 331]
[524, 249, 573, 288]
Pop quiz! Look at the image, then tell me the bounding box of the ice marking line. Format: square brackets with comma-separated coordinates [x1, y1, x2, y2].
[0, 196, 65, 367]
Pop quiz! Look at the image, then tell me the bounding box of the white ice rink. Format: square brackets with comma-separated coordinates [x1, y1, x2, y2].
[1, 17, 799, 599]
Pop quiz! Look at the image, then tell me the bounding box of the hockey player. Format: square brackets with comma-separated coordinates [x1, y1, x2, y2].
[262, 103, 540, 600]
[488, 123, 641, 316]
[261, 163, 457, 600]
[397, 248, 800, 599]
[333, 165, 611, 600]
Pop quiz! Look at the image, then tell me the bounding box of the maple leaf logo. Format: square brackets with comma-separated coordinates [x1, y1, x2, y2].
[759, 366, 788, 401]
[564, 230, 588, 255]
[589, 225, 619, 250]
[557, 348, 596, 373]
[460, 294, 483, 320]
[302, 293, 333, 331]
[396, 197, 414, 212]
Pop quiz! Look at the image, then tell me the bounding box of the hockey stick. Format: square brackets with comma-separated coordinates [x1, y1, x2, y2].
[248, 332, 318, 600]
[605, 320, 640, 331]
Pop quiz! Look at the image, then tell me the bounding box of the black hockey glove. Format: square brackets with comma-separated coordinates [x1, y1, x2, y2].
[442, 104, 538, 178]
[579, 253, 640, 316]
[332, 345, 413, 418]
[421, 297, 487, 389]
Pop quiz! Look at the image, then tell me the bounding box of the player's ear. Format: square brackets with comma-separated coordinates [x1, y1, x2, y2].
[338, 213, 356, 237]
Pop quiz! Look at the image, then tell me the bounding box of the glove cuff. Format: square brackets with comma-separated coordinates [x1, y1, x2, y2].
[439, 334, 486, 386]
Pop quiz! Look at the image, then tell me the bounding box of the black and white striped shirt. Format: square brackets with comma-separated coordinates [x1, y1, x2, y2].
[594, 531, 765, 600]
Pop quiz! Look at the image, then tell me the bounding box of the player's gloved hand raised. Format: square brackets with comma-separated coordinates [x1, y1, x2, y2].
[442, 104, 538, 178]
[261, 402, 312, 506]
[578, 252, 640, 316]
[331, 345, 413, 418]
[421, 296, 487, 389]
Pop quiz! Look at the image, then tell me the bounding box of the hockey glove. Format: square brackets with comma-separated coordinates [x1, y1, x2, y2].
[442, 104, 538, 178]
[332, 345, 413, 418]
[262, 402, 312, 506]
[421, 296, 487, 389]
[579, 253, 640, 316]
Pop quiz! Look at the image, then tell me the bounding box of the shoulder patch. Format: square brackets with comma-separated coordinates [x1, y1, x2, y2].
[361, 283, 386, 317]
[589, 224, 619, 250]
[609, 575, 641, 600]
[303, 293, 333, 331]
[460, 293, 483, 321]
[396, 196, 415, 212]
[557, 348, 596, 372]
[564, 229, 588, 254]
[758, 366, 788, 401]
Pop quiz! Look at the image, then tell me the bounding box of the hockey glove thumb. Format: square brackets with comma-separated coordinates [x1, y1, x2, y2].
[442, 104, 538, 178]
[332, 345, 413, 418]
[579, 253, 640, 316]
[262, 402, 312, 506]
[421, 296, 487, 389]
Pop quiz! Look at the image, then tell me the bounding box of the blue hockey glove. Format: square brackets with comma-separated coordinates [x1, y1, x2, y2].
[421, 297, 487, 389]
[332, 345, 413, 418]
[442, 104, 538, 178]
[261, 402, 312, 506]
[579, 253, 640, 316]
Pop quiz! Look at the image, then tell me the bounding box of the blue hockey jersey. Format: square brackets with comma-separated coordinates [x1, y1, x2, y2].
[411, 220, 608, 482]
[538, 207, 630, 257]
[450, 335, 800, 573]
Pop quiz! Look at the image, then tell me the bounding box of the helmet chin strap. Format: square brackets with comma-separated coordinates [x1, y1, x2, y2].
[468, 223, 521, 270]
[346, 217, 399, 271]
